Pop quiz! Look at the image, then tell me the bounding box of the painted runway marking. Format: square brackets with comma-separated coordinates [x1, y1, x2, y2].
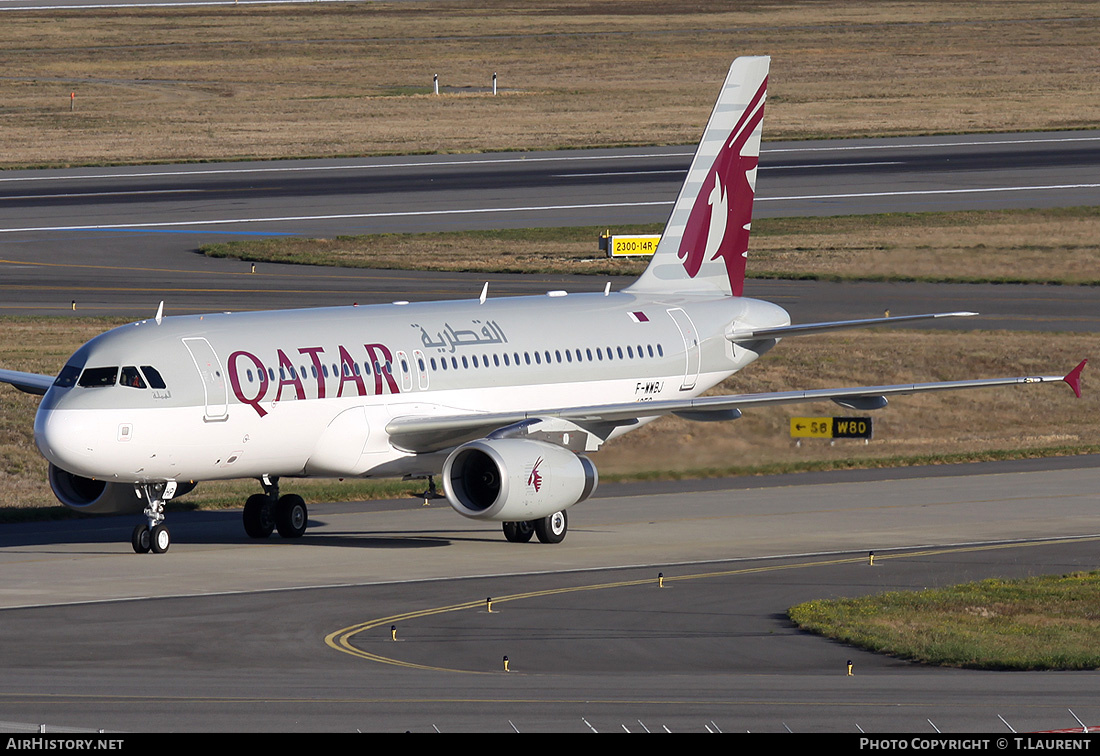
[757, 183, 1100, 203]
[0, 201, 673, 233]
[325, 536, 1100, 673]
[0, 181, 1095, 235]
[1, 182, 1096, 234]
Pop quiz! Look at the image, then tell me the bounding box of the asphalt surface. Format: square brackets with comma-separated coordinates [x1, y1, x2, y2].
[0, 456, 1098, 732]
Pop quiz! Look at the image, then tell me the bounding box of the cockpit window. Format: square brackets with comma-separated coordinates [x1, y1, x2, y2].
[53, 364, 81, 388]
[78, 366, 118, 388]
[140, 366, 167, 390]
[120, 366, 146, 389]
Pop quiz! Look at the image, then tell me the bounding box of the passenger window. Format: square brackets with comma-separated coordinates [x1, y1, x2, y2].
[120, 366, 146, 389]
[78, 366, 118, 388]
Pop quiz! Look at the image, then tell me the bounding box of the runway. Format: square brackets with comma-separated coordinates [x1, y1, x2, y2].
[1, 131, 1098, 325]
[0, 456, 1097, 732]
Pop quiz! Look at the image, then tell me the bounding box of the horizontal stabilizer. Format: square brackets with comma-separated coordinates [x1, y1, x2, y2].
[726, 312, 977, 342]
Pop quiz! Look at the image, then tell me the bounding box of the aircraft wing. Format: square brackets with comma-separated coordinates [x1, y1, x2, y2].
[386, 360, 1087, 454]
[0, 368, 54, 396]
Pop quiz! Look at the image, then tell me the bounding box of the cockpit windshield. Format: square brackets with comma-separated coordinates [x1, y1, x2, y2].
[140, 366, 167, 390]
[120, 366, 146, 389]
[77, 366, 119, 388]
[53, 364, 81, 388]
[56, 364, 168, 390]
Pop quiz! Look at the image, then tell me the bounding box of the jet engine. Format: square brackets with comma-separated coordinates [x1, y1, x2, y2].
[48, 464, 143, 514]
[47, 464, 197, 515]
[442, 438, 597, 522]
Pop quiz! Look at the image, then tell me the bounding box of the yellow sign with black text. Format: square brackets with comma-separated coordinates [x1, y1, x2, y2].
[790, 417, 873, 439]
[608, 234, 660, 257]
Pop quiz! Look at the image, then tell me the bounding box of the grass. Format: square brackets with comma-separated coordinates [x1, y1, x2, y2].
[1, 318, 1095, 512]
[789, 571, 1100, 670]
[200, 207, 1100, 285]
[1, 1, 1099, 168]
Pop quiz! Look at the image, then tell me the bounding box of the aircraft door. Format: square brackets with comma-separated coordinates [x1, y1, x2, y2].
[666, 308, 701, 391]
[182, 337, 229, 421]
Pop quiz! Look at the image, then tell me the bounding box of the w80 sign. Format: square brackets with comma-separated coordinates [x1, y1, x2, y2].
[790, 417, 873, 439]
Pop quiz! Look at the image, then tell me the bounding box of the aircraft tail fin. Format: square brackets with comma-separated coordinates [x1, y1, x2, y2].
[627, 56, 769, 298]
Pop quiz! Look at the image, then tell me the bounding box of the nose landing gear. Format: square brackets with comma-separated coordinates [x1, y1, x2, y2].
[131, 481, 176, 554]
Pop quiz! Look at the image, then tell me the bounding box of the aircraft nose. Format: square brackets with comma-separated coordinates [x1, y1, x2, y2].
[34, 404, 97, 476]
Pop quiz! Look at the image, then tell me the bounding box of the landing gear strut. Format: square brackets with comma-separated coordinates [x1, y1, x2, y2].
[131, 481, 177, 554]
[243, 476, 308, 540]
[407, 474, 445, 506]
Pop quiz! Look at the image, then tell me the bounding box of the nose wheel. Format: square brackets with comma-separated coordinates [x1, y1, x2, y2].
[131, 481, 176, 554]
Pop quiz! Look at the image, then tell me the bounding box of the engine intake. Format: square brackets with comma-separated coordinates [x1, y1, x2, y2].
[48, 464, 142, 515]
[47, 464, 196, 515]
[442, 439, 597, 522]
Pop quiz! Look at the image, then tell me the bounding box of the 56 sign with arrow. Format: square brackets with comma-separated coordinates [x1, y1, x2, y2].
[790, 417, 873, 440]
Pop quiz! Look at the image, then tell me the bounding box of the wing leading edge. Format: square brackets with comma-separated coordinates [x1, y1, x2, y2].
[0, 368, 54, 396]
[386, 360, 1087, 454]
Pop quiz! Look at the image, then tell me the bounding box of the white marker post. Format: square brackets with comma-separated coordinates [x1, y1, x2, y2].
[433, 74, 439, 95]
[492, 72, 497, 96]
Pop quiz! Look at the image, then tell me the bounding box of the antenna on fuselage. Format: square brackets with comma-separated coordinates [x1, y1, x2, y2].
[154, 301, 164, 325]
[479, 282, 488, 305]
[604, 282, 611, 296]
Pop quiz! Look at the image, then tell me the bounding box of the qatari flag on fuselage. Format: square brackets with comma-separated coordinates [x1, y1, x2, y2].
[676, 76, 767, 297]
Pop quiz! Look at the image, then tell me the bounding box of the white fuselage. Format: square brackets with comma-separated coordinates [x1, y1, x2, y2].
[33, 290, 790, 486]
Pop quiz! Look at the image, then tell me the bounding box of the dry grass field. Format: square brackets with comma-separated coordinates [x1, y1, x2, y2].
[2, 0, 1099, 167]
[1, 319, 1094, 510]
[201, 207, 1100, 284]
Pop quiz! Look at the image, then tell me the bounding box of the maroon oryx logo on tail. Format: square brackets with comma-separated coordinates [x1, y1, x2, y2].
[677, 76, 768, 297]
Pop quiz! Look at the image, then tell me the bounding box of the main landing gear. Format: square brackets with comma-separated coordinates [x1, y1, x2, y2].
[131, 481, 177, 554]
[243, 475, 308, 540]
[502, 510, 568, 544]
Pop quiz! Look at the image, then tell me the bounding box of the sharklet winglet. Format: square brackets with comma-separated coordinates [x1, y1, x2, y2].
[1063, 359, 1087, 398]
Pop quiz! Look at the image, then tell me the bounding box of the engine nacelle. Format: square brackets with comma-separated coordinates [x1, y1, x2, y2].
[47, 465, 198, 515]
[442, 439, 598, 522]
[48, 464, 143, 515]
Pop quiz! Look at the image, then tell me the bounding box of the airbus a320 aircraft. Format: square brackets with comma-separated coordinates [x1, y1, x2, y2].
[0, 57, 1086, 554]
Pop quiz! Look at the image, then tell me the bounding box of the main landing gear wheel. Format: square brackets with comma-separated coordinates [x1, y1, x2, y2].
[275, 494, 308, 539]
[534, 510, 568, 544]
[243, 493, 275, 539]
[502, 520, 535, 543]
[151, 524, 171, 554]
[131, 524, 151, 554]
